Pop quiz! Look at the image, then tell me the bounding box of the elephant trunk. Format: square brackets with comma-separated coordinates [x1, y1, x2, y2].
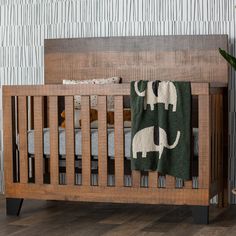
[166, 131, 181, 149]
[134, 81, 145, 97]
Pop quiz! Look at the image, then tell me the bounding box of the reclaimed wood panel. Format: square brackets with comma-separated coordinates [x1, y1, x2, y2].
[18, 96, 28, 184]
[45, 36, 228, 85]
[114, 96, 124, 187]
[45, 36, 228, 54]
[34, 96, 44, 184]
[81, 96, 91, 186]
[98, 96, 108, 186]
[49, 96, 59, 185]
[45, 66, 228, 84]
[65, 96, 75, 185]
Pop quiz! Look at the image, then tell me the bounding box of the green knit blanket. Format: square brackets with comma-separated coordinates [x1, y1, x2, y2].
[130, 80, 191, 180]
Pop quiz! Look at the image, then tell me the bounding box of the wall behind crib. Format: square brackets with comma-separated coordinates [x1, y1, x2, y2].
[0, 0, 236, 202]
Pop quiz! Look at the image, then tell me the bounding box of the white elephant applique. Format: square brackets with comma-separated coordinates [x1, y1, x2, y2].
[132, 126, 180, 159]
[134, 81, 177, 111]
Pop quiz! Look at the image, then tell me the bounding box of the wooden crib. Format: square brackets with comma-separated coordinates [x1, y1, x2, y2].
[3, 36, 228, 224]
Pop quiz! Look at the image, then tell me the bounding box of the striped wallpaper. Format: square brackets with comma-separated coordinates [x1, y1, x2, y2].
[0, 0, 236, 202]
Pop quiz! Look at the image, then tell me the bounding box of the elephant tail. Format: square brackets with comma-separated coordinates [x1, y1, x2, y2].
[166, 131, 181, 149]
[134, 81, 145, 97]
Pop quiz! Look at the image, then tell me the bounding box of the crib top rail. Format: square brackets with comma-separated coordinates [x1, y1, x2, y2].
[2, 82, 219, 97]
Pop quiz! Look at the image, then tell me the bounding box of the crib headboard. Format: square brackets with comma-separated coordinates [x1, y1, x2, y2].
[45, 35, 228, 85]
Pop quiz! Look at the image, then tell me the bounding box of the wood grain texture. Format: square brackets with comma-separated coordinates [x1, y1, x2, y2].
[132, 171, 140, 188]
[198, 93, 211, 191]
[34, 96, 44, 184]
[45, 36, 228, 53]
[114, 96, 124, 187]
[49, 96, 59, 185]
[165, 176, 176, 189]
[45, 36, 228, 85]
[98, 96, 108, 186]
[184, 181, 193, 189]
[5, 183, 210, 206]
[3, 83, 213, 97]
[18, 96, 28, 184]
[65, 96, 75, 185]
[149, 172, 158, 188]
[81, 96, 91, 186]
[210, 94, 224, 207]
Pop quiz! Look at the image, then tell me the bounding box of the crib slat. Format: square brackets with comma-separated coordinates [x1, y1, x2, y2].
[34, 97, 44, 184]
[184, 180, 193, 189]
[98, 96, 108, 186]
[49, 96, 59, 185]
[149, 172, 158, 188]
[81, 96, 91, 186]
[198, 94, 211, 189]
[65, 96, 75, 185]
[114, 96, 124, 187]
[3, 96, 14, 185]
[165, 175, 176, 188]
[132, 171, 140, 187]
[18, 96, 28, 184]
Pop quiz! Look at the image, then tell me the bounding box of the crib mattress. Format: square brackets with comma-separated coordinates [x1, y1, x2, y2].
[26, 128, 199, 158]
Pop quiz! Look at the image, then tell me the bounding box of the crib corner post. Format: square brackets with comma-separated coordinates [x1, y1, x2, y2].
[6, 198, 24, 216]
[191, 205, 209, 224]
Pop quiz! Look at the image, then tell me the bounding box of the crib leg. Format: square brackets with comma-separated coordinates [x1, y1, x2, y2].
[191, 206, 209, 224]
[6, 198, 24, 216]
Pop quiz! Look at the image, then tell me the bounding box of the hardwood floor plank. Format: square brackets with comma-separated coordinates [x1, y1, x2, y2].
[0, 195, 235, 235]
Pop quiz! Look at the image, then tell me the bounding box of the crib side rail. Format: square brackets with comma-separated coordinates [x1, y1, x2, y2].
[3, 83, 210, 97]
[3, 83, 214, 206]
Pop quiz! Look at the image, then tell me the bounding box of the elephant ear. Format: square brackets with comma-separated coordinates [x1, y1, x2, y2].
[219, 48, 236, 70]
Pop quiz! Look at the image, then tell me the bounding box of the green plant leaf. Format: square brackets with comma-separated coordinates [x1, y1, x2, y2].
[219, 48, 236, 70]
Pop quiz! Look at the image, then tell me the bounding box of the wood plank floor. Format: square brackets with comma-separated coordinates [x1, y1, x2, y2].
[0, 195, 236, 236]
